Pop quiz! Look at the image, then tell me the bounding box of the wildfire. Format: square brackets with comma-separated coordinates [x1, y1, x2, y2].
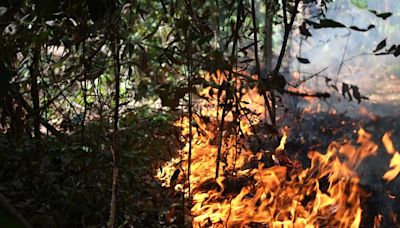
[155, 71, 398, 227]
[382, 132, 400, 182]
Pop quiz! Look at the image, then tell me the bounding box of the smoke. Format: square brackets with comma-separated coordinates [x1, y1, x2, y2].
[286, 0, 400, 117]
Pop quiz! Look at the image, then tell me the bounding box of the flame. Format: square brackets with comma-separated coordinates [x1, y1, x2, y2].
[374, 214, 382, 228]
[382, 132, 400, 182]
[335, 128, 378, 170]
[382, 132, 396, 154]
[276, 127, 288, 153]
[383, 152, 400, 182]
[155, 71, 398, 227]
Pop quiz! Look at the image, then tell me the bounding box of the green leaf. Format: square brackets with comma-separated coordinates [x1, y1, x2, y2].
[351, 0, 368, 9]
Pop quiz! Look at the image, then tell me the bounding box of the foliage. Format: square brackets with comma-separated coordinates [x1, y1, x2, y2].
[0, 107, 180, 227]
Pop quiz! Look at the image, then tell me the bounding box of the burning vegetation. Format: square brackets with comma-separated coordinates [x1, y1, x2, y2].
[1, 0, 400, 227]
[156, 71, 400, 227]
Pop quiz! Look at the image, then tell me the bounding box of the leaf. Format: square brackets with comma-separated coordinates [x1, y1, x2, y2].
[369, 10, 393, 20]
[320, 19, 346, 28]
[376, 12, 392, 20]
[315, 19, 346, 29]
[342, 83, 352, 101]
[299, 23, 312, 37]
[373, 38, 387, 53]
[304, 19, 319, 27]
[387, 45, 397, 54]
[394, 46, 400, 57]
[351, 85, 362, 103]
[342, 83, 349, 96]
[369, 9, 378, 15]
[349, 24, 375, 32]
[325, 77, 332, 86]
[351, 0, 368, 9]
[296, 56, 310, 64]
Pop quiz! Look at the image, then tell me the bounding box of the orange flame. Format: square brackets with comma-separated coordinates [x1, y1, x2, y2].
[156, 71, 397, 227]
[383, 152, 400, 182]
[382, 132, 396, 154]
[382, 132, 400, 182]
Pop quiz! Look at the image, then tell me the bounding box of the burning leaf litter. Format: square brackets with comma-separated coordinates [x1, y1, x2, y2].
[155, 72, 399, 227]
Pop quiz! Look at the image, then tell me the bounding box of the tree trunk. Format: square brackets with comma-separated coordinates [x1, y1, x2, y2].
[29, 46, 41, 155]
[263, 0, 274, 73]
[107, 44, 121, 228]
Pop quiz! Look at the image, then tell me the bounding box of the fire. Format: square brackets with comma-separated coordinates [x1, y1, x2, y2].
[155, 71, 398, 227]
[382, 132, 396, 154]
[336, 128, 378, 170]
[382, 132, 400, 182]
[383, 152, 400, 182]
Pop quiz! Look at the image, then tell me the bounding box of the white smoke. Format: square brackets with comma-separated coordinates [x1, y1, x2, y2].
[286, 0, 400, 117]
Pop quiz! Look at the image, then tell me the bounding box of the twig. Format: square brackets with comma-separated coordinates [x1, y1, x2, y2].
[334, 31, 351, 85]
[288, 67, 328, 87]
[10, 86, 66, 139]
[284, 89, 330, 98]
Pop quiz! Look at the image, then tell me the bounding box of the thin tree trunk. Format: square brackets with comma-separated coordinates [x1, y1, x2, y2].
[81, 42, 87, 145]
[252, 0, 275, 126]
[268, 0, 300, 127]
[263, 1, 276, 126]
[107, 44, 121, 228]
[29, 45, 41, 154]
[215, 0, 242, 179]
[186, 0, 193, 199]
[263, 0, 274, 73]
[273, 0, 300, 75]
[215, 106, 227, 178]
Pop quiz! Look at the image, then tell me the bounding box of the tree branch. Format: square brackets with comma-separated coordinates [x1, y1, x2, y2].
[10, 86, 66, 140]
[273, 0, 301, 75]
[284, 89, 330, 98]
